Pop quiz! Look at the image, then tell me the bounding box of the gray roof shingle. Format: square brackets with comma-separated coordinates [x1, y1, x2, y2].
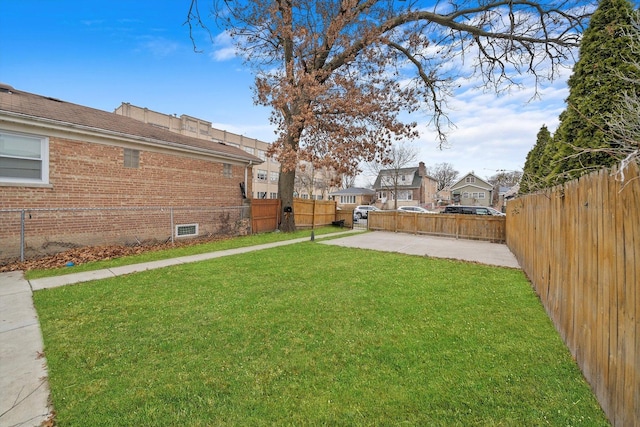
[0, 84, 263, 164]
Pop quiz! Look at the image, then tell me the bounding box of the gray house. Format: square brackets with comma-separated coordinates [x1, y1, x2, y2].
[449, 172, 493, 207]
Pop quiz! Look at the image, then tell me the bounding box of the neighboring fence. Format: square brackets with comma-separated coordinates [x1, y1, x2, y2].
[251, 198, 341, 232]
[293, 199, 338, 228]
[368, 211, 506, 242]
[251, 199, 281, 233]
[0, 206, 250, 264]
[336, 209, 355, 229]
[506, 163, 639, 427]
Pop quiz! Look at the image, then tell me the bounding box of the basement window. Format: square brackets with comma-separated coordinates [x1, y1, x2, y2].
[175, 223, 198, 237]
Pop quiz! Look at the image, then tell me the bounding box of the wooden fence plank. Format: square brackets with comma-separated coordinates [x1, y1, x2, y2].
[620, 164, 639, 426]
[370, 211, 506, 242]
[506, 163, 640, 427]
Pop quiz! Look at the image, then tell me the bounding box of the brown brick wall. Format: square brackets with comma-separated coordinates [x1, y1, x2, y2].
[1, 137, 249, 209]
[0, 137, 252, 262]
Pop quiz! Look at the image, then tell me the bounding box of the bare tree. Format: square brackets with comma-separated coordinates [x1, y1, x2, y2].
[607, 10, 640, 182]
[187, 0, 591, 230]
[340, 173, 357, 189]
[294, 162, 338, 199]
[427, 162, 459, 192]
[487, 170, 523, 205]
[487, 170, 523, 188]
[367, 143, 419, 209]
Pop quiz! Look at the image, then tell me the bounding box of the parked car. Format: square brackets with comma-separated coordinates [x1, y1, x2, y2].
[354, 205, 379, 219]
[486, 207, 506, 216]
[442, 205, 504, 216]
[397, 206, 435, 214]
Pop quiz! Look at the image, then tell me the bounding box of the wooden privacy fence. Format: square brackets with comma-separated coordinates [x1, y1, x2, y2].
[506, 163, 639, 427]
[368, 211, 506, 242]
[250, 198, 339, 232]
[251, 199, 281, 233]
[293, 199, 338, 228]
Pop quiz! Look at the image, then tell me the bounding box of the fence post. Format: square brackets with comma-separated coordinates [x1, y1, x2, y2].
[20, 209, 25, 262]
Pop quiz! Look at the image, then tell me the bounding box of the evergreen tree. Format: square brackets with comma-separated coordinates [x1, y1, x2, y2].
[548, 0, 640, 184]
[521, 125, 552, 193]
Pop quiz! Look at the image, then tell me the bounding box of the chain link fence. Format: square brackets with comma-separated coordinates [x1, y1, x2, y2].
[0, 205, 251, 265]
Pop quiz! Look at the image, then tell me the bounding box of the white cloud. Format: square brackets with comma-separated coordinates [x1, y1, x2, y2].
[136, 36, 180, 57]
[210, 31, 238, 61]
[410, 74, 569, 180]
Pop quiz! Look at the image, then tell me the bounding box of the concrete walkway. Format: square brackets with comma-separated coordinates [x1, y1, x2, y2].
[320, 231, 521, 268]
[0, 230, 519, 426]
[0, 271, 51, 427]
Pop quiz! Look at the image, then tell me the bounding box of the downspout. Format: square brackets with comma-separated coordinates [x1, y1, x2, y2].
[244, 161, 253, 198]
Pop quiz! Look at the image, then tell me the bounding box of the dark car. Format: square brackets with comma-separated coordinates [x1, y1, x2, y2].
[442, 205, 503, 216]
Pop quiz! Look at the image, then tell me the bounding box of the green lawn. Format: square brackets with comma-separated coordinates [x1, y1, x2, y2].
[33, 242, 609, 426]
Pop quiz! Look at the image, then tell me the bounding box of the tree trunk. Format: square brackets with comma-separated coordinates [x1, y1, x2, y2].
[278, 169, 297, 232]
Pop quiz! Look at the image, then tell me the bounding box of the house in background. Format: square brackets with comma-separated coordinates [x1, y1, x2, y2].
[436, 186, 452, 206]
[0, 84, 262, 261]
[373, 162, 438, 210]
[449, 172, 493, 207]
[329, 187, 375, 209]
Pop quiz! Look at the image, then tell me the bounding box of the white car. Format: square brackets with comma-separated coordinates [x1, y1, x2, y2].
[353, 205, 379, 219]
[486, 207, 506, 216]
[398, 206, 434, 214]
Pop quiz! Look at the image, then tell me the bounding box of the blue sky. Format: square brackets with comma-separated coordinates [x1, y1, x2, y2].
[1, 0, 577, 184]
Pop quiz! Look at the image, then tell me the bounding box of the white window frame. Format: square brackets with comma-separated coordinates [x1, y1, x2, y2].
[340, 195, 356, 204]
[256, 169, 267, 181]
[175, 223, 198, 238]
[270, 171, 279, 182]
[0, 130, 49, 184]
[398, 190, 412, 201]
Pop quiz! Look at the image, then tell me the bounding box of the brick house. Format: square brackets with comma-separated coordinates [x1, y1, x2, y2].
[373, 162, 438, 210]
[0, 84, 262, 261]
